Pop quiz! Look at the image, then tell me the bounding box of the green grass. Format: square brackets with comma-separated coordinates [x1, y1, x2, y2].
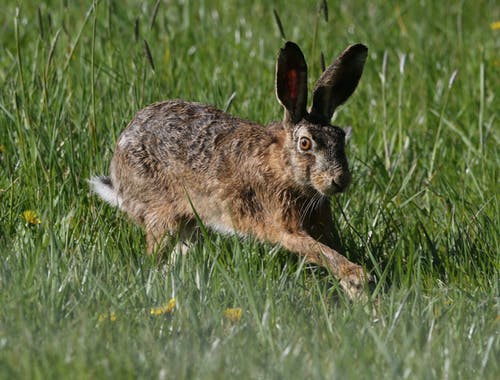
[1, 0, 499, 378]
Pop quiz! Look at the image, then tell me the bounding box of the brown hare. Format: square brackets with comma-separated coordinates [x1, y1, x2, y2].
[90, 41, 371, 299]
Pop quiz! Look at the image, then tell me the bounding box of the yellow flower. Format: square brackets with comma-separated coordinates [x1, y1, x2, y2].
[21, 210, 41, 226]
[223, 307, 242, 322]
[150, 298, 176, 316]
[98, 312, 117, 322]
[491, 21, 500, 30]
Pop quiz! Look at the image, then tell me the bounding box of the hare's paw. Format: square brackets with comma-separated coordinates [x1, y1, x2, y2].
[339, 264, 374, 300]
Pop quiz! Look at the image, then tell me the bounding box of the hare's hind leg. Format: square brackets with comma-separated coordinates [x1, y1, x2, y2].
[175, 220, 201, 255]
[144, 212, 180, 255]
[145, 215, 199, 256]
[146, 224, 171, 255]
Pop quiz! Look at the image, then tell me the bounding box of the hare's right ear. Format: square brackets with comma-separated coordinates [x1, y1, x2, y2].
[276, 41, 308, 124]
[310, 44, 368, 123]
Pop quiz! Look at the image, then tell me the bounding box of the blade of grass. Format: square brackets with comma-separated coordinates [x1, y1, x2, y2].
[273, 9, 287, 40]
[62, 1, 97, 73]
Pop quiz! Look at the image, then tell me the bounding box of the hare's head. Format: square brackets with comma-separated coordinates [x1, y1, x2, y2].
[275, 41, 367, 196]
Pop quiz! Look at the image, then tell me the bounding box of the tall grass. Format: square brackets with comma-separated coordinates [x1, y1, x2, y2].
[0, 0, 498, 379]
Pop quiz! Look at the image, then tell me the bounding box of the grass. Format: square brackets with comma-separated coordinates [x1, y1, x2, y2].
[0, 0, 499, 378]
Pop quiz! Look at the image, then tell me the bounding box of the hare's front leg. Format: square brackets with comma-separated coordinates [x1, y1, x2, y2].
[280, 232, 370, 299]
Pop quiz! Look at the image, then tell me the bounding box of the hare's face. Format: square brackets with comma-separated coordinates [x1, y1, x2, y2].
[275, 41, 366, 196]
[290, 121, 351, 195]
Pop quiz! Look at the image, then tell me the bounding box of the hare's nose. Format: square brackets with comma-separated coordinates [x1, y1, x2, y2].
[332, 171, 351, 192]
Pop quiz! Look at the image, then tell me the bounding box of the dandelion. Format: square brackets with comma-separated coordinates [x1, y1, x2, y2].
[223, 307, 242, 323]
[21, 210, 41, 226]
[491, 21, 500, 30]
[98, 312, 117, 323]
[150, 298, 176, 316]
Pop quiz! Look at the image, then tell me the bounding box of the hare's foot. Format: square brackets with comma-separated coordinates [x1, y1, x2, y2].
[175, 223, 201, 255]
[161, 241, 190, 268]
[339, 263, 373, 300]
[176, 241, 191, 255]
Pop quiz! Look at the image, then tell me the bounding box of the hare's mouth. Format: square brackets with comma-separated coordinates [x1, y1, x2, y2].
[311, 171, 350, 195]
[324, 182, 344, 195]
[313, 180, 341, 196]
[330, 182, 343, 193]
[317, 179, 349, 196]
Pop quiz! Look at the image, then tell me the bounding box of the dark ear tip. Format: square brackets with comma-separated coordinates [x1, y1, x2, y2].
[347, 43, 368, 58]
[352, 43, 368, 50]
[278, 41, 307, 69]
[338, 43, 368, 67]
[282, 41, 302, 53]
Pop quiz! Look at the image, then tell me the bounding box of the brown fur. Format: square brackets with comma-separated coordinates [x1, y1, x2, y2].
[90, 41, 371, 299]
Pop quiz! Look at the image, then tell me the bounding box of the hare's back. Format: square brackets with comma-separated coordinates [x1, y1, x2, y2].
[115, 100, 250, 172]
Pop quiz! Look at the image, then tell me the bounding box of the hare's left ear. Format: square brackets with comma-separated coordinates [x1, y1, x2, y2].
[276, 41, 308, 124]
[310, 44, 368, 123]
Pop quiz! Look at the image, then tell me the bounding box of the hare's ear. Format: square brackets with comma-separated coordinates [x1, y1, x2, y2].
[310, 44, 367, 123]
[276, 41, 308, 124]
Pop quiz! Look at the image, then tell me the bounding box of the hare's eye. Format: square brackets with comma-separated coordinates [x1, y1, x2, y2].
[299, 137, 312, 151]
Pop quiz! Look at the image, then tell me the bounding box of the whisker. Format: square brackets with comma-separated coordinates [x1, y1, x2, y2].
[298, 192, 325, 226]
[298, 196, 314, 225]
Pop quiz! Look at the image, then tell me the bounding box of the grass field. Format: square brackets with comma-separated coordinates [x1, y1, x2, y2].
[0, 0, 499, 378]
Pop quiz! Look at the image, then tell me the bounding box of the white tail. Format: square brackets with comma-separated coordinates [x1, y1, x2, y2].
[88, 176, 122, 208]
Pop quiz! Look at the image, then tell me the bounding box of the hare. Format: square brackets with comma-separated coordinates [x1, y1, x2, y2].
[90, 41, 371, 299]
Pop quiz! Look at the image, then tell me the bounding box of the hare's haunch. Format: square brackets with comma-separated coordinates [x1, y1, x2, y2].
[90, 41, 371, 299]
